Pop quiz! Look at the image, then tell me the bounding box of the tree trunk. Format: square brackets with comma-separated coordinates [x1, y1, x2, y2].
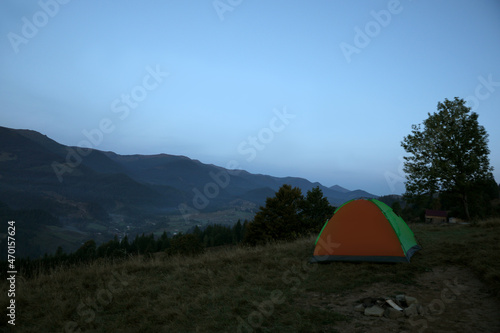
[462, 192, 471, 222]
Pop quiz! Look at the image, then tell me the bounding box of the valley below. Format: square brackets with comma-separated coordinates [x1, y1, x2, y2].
[0, 126, 377, 258]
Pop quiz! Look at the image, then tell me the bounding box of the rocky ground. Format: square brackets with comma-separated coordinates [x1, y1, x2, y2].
[300, 266, 500, 333]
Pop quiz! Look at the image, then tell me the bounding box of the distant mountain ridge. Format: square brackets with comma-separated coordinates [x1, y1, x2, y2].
[0, 126, 378, 257]
[329, 185, 350, 193]
[0, 126, 377, 213]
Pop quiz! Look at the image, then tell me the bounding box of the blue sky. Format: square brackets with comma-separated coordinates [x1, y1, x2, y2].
[1, 0, 499, 195]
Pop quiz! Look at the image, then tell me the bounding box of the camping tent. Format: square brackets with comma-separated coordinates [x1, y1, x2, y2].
[310, 199, 421, 263]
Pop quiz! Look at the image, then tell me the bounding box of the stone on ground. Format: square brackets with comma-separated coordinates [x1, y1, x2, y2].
[365, 305, 385, 317]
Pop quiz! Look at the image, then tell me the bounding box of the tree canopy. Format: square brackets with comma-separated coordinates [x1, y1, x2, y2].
[401, 97, 494, 220]
[244, 185, 335, 245]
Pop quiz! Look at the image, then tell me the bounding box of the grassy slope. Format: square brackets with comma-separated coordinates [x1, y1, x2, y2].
[1, 220, 499, 332]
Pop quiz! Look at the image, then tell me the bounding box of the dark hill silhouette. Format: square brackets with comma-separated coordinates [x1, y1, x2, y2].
[0, 126, 378, 257]
[0, 125, 377, 219]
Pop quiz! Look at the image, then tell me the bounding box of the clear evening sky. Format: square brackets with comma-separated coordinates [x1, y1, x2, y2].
[1, 0, 499, 195]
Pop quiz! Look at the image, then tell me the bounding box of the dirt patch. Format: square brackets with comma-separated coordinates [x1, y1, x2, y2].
[299, 266, 500, 332]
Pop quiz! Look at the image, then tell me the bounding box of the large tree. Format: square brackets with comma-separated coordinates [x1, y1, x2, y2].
[301, 187, 336, 232]
[243, 185, 335, 245]
[401, 97, 493, 220]
[244, 184, 304, 245]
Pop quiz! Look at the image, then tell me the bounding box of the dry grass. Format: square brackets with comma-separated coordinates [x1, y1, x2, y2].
[1, 221, 499, 332]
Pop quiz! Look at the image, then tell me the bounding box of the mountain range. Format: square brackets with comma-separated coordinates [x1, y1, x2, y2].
[0, 126, 376, 256]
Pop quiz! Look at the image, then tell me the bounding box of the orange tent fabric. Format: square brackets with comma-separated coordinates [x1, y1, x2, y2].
[311, 199, 421, 263]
